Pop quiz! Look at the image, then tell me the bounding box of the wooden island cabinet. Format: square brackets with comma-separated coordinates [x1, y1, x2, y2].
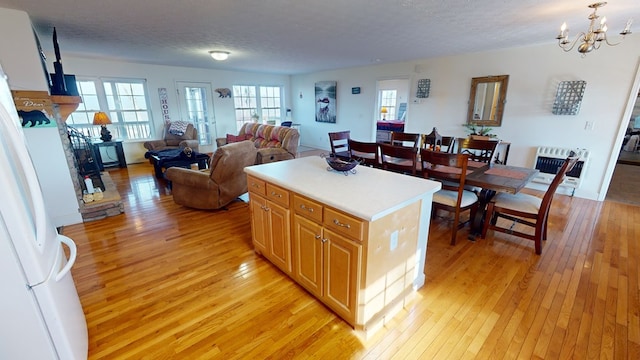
[245, 156, 440, 333]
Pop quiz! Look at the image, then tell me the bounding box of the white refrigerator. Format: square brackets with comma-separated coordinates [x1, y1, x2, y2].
[0, 66, 88, 359]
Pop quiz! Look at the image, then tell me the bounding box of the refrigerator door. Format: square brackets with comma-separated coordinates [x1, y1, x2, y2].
[0, 69, 87, 358]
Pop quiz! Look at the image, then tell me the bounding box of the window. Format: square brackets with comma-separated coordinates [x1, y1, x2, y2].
[379, 90, 397, 121]
[233, 85, 282, 131]
[67, 78, 153, 140]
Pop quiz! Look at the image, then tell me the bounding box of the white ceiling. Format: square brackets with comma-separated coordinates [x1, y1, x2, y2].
[0, 0, 638, 75]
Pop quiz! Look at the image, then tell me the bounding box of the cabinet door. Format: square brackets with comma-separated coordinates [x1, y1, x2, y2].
[249, 194, 269, 255]
[323, 229, 361, 323]
[293, 215, 323, 298]
[267, 201, 291, 274]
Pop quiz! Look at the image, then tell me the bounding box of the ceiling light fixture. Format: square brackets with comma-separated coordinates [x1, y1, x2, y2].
[209, 51, 230, 61]
[556, 2, 633, 55]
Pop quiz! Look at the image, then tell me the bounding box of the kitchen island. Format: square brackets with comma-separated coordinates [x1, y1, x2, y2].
[244, 156, 440, 334]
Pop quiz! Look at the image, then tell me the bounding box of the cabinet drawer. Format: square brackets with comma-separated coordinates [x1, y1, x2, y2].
[247, 176, 266, 196]
[324, 207, 364, 241]
[266, 183, 290, 207]
[293, 195, 323, 223]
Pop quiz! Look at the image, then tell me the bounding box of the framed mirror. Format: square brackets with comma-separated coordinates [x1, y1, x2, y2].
[467, 75, 509, 127]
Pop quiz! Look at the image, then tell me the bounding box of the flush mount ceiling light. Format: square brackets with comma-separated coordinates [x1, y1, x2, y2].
[555, 2, 633, 55]
[209, 51, 230, 61]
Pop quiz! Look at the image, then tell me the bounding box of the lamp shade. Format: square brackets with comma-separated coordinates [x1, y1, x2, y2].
[209, 51, 230, 61]
[380, 107, 388, 114]
[93, 112, 111, 125]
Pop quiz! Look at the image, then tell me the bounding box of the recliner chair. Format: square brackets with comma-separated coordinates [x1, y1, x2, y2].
[164, 140, 257, 210]
[143, 121, 200, 152]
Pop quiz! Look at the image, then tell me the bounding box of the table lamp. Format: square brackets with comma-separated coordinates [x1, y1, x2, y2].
[381, 107, 388, 121]
[93, 112, 113, 142]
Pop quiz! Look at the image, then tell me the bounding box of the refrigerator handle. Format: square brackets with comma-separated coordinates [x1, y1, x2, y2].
[0, 103, 49, 249]
[55, 235, 77, 282]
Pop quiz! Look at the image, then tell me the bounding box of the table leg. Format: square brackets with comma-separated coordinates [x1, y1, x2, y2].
[468, 188, 496, 240]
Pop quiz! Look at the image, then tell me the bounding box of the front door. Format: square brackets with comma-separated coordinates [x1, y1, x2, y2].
[176, 82, 216, 148]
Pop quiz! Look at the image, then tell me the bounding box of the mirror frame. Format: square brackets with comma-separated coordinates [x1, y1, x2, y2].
[467, 75, 509, 127]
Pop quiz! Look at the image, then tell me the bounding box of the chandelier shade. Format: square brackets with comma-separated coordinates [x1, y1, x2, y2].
[209, 51, 230, 61]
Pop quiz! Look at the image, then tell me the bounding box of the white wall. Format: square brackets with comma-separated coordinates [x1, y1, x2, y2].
[0, 8, 82, 226]
[291, 39, 640, 201]
[58, 57, 292, 163]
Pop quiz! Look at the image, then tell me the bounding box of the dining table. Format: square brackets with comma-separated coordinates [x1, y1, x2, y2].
[464, 162, 539, 239]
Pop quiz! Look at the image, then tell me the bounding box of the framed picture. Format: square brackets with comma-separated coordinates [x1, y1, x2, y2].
[315, 81, 336, 123]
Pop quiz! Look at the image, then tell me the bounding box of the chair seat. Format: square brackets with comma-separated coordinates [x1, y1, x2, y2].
[433, 189, 478, 208]
[493, 192, 541, 215]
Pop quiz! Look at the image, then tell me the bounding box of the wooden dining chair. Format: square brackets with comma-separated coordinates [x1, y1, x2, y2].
[420, 149, 479, 245]
[480, 152, 579, 254]
[328, 130, 351, 159]
[348, 139, 379, 168]
[390, 132, 420, 150]
[380, 143, 418, 176]
[441, 137, 456, 153]
[420, 127, 442, 150]
[456, 137, 499, 164]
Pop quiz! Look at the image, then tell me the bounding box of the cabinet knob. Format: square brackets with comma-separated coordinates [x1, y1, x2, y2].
[321, 238, 328, 243]
[314, 234, 321, 240]
[333, 219, 351, 229]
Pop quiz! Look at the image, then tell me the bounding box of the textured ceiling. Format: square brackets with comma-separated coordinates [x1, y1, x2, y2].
[0, 0, 638, 74]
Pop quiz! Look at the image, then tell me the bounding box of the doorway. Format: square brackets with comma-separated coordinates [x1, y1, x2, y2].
[374, 78, 410, 141]
[176, 81, 217, 152]
[606, 90, 640, 205]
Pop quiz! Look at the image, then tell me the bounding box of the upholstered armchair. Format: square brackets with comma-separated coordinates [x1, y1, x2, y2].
[164, 140, 257, 210]
[143, 121, 200, 152]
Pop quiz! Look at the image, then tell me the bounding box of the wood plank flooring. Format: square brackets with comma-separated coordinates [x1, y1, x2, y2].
[60, 161, 640, 359]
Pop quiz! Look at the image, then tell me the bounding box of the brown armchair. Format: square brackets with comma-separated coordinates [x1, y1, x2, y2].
[165, 140, 257, 210]
[143, 121, 200, 152]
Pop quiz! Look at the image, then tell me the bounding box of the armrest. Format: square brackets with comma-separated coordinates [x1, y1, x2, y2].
[165, 167, 213, 189]
[179, 139, 200, 151]
[215, 138, 228, 147]
[143, 140, 168, 151]
[256, 148, 294, 164]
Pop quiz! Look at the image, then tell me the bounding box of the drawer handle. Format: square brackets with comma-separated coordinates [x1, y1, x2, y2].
[261, 205, 270, 212]
[300, 204, 314, 213]
[271, 191, 282, 198]
[333, 219, 351, 229]
[251, 183, 261, 188]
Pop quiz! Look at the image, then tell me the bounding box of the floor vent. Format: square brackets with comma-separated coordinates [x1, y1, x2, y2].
[532, 146, 589, 195]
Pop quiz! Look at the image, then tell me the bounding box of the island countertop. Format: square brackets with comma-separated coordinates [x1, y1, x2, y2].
[244, 156, 440, 221]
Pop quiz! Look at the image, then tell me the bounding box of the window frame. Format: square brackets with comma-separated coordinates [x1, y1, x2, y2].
[66, 77, 154, 141]
[233, 85, 283, 131]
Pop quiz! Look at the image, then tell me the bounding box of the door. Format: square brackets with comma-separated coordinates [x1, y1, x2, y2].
[293, 215, 323, 297]
[323, 229, 361, 323]
[249, 194, 269, 255]
[267, 202, 291, 274]
[176, 82, 216, 147]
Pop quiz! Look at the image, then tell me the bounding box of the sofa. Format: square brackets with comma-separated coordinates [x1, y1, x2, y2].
[217, 123, 299, 164]
[143, 121, 200, 152]
[164, 140, 257, 210]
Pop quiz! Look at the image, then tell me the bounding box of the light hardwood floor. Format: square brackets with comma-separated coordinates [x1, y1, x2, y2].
[61, 161, 640, 359]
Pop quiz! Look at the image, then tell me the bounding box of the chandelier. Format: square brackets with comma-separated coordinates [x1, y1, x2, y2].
[556, 2, 633, 54]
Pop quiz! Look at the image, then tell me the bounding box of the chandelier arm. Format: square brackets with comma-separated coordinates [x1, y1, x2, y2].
[558, 32, 586, 52]
[601, 34, 623, 47]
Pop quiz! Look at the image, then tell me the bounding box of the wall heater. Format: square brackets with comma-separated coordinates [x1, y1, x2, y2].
[532, 146, 590, 196]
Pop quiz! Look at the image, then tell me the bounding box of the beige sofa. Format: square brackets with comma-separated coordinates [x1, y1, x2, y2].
[165, 140, 257, 210]
[217, 123, 299, 164]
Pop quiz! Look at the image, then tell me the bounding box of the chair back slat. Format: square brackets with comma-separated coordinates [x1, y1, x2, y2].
[348, 139, 379, 168]
[328, 131, 351, 158]
[390, 132, 420, 150]
[456, 137, 499, 163]
[380, 143, 418, 175]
